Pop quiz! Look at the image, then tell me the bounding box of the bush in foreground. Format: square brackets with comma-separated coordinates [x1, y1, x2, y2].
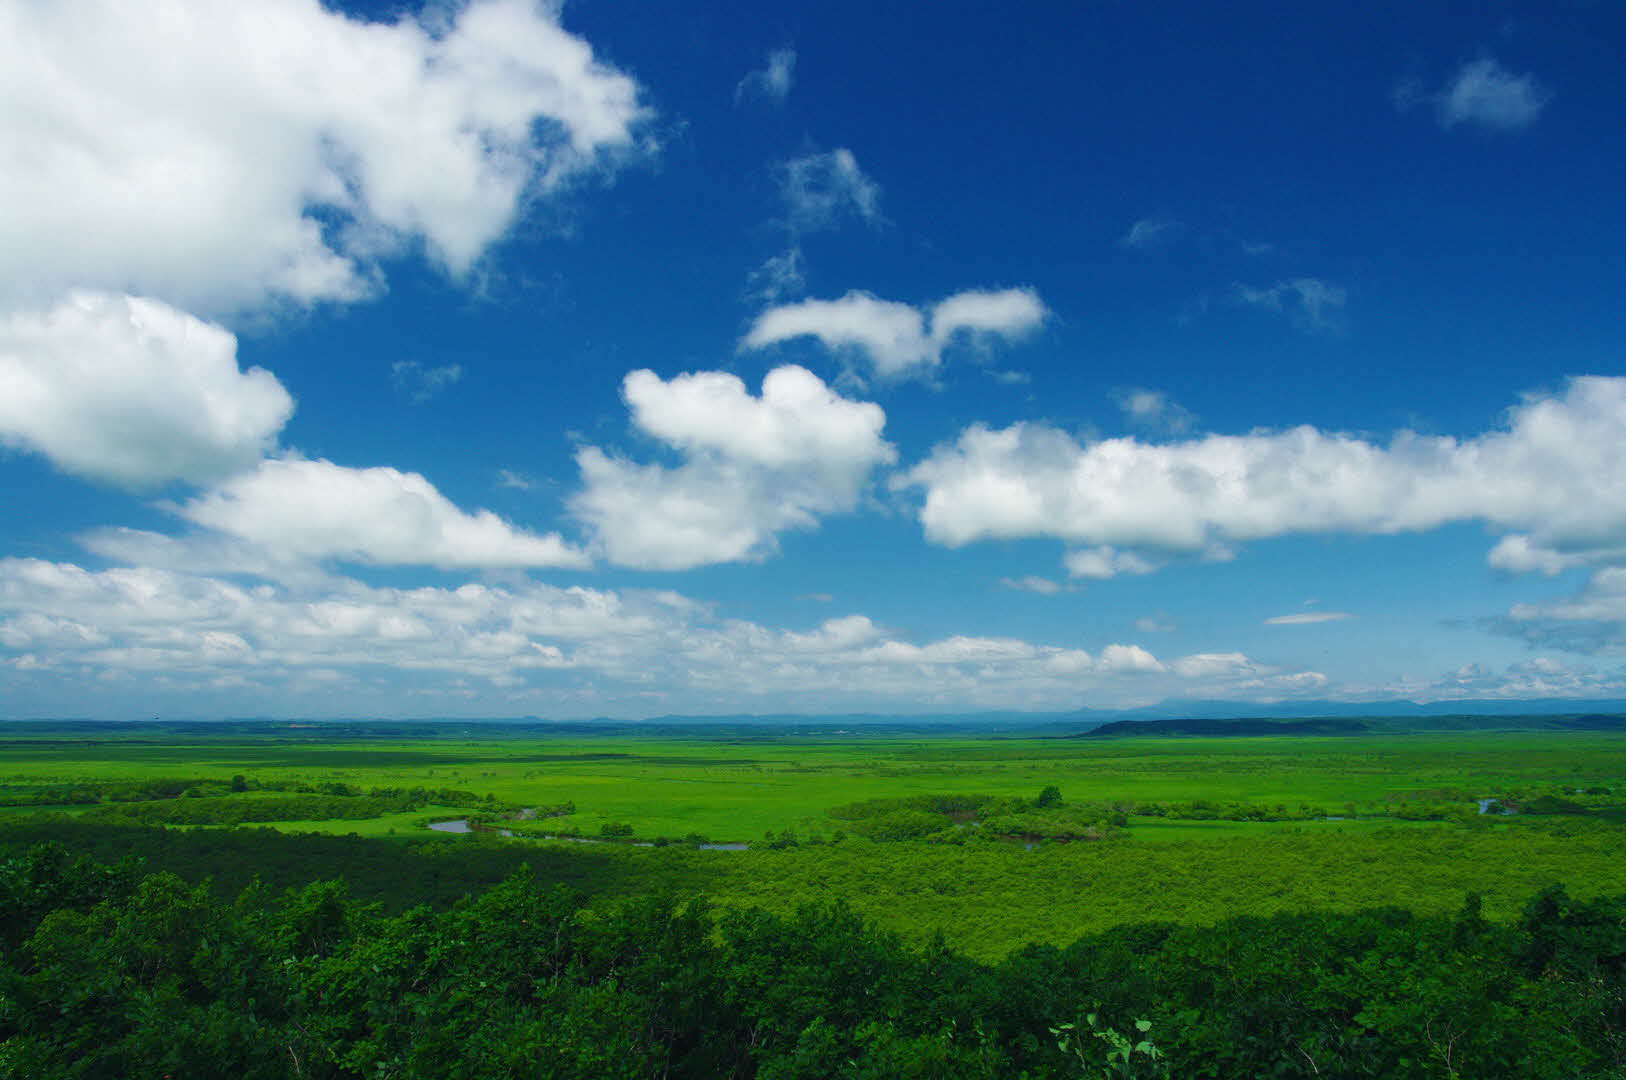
[0, 846, 1621, 1078]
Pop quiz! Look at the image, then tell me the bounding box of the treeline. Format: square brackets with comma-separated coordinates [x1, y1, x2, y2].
[0, 776, 238, 807]
[0, 845, 1620, 1078]
[828, 790, 1626, 833]
[0, 775, 504, 808]
[71, 794, 429, 827]
[823, 789, 1431, 837]
[828, 790, 1124, 843]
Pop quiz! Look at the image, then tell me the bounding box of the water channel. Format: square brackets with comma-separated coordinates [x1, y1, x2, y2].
[426, 818, 747, 850]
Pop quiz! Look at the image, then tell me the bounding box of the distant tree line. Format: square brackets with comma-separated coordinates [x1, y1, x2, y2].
[0, 776, 507, 808]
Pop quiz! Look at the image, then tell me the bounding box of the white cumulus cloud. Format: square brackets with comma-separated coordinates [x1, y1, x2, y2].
[571, 365, 895, 569]
[0, 557, 1334, 714]
[0, 292, 292, 488]
[0, 0, 647, 315]
[741, 287, 1047, 381]
[902, 376, 1626, 578]
[175, 456, 589, 570]
[1064, 546, 1161, 581]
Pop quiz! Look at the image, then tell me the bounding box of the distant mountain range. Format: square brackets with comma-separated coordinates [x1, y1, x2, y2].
[1101, 697, 1626, 721]
[640, 697, 1626, 731]
[13, 697, 1626, 736]
[1074, 713, 1626, 738]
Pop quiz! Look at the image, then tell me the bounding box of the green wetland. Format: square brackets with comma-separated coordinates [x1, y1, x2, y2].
[3, 719, 1625, 1077]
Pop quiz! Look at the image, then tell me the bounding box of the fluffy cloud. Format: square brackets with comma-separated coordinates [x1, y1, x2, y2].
[778, 149, 883, 233]
[1235, 278, 1346, 334]
[902, 376, 1626, 576]
[0, 292, 292, 487]
[176, 456, 589, 570]
[1063, 546, 1160, 580]
[736, 48, 796, 106]
[0, 556, 1325, 714]
[1435, 58, 1549, 132]
[77, 527, 342, 589]
[1171, 652, 1260, 679]
[571, 365, 895, 569]
[0, 558, 637, 690]
[741, 287, 1047, 380]
[0, 0, 646, 314]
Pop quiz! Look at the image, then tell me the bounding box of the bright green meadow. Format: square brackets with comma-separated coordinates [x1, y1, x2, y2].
[3, 722, 1624, 960]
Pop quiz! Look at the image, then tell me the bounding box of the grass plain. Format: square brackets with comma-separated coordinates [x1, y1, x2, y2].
[3, 722, 1624, 959]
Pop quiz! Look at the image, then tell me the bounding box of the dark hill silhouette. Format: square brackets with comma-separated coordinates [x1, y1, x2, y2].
[1073, 717, 1370, 738]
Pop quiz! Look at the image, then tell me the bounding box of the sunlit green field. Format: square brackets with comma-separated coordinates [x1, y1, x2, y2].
[5, 727, 1623, 839]
[4, 723, 1625, 958]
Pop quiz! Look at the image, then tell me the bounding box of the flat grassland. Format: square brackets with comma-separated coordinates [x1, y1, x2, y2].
[3, 723, 1623, 959]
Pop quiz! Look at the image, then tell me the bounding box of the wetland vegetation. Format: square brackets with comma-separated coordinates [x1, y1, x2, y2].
[2, 718, 1624, 1076]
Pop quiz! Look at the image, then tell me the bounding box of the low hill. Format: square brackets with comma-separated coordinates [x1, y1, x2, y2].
[1068, 712, 1626, 739]
[1072, 717, 1370, 738]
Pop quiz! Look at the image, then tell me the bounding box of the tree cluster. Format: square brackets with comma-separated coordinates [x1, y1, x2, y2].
[1, 844, 1621, 1078]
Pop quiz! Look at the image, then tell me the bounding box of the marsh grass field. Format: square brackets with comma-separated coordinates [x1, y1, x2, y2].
[4, 720, 1625, 959]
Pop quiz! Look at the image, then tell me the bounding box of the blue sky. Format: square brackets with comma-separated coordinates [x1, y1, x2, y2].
[2, 0, 1624, 719]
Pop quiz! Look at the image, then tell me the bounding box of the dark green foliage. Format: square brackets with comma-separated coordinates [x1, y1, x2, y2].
[1522, 794, 1587, 815]
[0, 843, 143, 950]
[74, 793, 421, 826]
[1079, 717, 1370, 738]
[1, 849, 1623, 1078]
[829, 792, 1119, 842]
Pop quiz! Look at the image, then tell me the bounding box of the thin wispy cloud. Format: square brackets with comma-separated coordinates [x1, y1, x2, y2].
[746, 246, 807, 303]
[1265, 612, 1355, 626]
[1395, 56, 1550, 132]
[736, 48, 796, 106]
[1120, 214, 1183, 251]
[779, 149, 883, 234]
[1115, 388, 1196, 435]
[999, 575, 1074, 596]
[1235, 278, 1347, 334]
[392, 361, 463, 404]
